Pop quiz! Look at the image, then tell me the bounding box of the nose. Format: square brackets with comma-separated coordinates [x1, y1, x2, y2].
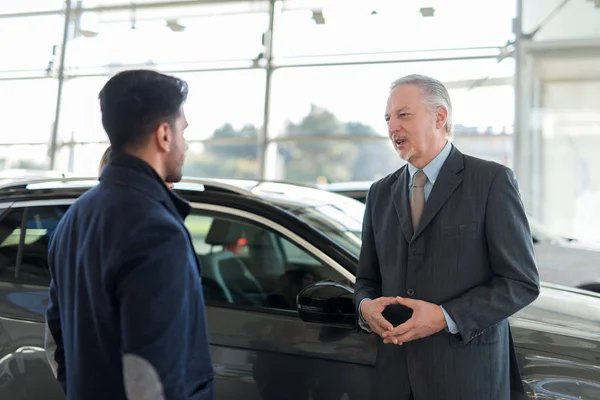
[388, 115, 401, 135]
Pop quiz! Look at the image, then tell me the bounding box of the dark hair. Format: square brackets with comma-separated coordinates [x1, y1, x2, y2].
[98, 69, 188, 151]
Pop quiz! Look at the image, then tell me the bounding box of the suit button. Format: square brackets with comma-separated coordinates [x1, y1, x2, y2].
[407, 289, 414, 296]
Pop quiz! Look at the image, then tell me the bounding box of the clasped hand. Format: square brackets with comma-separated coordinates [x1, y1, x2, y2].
[360, 296, 448, 345]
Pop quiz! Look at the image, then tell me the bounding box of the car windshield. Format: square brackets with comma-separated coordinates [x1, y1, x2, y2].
[280, 196, 365, 258]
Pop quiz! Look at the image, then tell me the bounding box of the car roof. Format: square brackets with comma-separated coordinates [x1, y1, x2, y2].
[318, 181, 373, 192]
[0, 175, 363, 210]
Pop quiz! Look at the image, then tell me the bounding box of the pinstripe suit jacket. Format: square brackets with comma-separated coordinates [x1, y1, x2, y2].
[354, 145, 540, 400]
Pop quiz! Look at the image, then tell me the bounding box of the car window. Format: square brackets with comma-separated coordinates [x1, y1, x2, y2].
[185, 210, 349, 312]
[0, 206, 69, 285]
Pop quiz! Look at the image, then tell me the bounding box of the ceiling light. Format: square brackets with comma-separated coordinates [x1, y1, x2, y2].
[419, 7, 435, 17]
[312, 9, 325, 25]
[78, 29, 98, 38]
[166, 19, 186, 32]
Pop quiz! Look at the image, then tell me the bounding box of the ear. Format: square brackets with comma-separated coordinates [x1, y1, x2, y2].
[155, 122, 173, 152]
[435, 106, 448, 131]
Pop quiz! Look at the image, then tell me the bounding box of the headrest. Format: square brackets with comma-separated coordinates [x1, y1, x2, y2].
[205, 218, 245, 246]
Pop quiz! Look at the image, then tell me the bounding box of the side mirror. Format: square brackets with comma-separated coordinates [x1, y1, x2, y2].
[296, 280, 355, 328]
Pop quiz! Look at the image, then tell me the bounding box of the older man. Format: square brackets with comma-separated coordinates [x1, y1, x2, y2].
[355, 74, 539, 400]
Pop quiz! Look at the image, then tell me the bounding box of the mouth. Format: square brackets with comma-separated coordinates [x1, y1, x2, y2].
[393, 137, 407, 146]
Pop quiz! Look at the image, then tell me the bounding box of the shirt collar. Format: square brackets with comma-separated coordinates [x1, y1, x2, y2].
[408, 140, 452, 185]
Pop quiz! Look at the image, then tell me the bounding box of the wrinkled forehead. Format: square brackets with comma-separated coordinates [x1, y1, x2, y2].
[386, 84, 425, 112]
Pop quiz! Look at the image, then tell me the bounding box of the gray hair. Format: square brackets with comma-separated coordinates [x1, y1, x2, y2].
[390, 74, 453, 134]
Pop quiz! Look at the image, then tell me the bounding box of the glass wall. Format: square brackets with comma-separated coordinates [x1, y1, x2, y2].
[524, 52, 600, 244]
[0, 0, 517, 182]
[0, 3, 64, 170]
[541, 79, 600, 244]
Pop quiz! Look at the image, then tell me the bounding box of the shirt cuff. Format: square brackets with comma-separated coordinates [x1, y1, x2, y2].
[358, 298, 372, 333]
[440, 306, 459, 334]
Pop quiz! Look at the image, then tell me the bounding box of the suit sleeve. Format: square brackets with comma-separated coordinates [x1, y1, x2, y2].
[441, 166, 540, 343]
[354, 184, 382, 318]
[115, 220, 193, 400]
[45, 266, 67, 393]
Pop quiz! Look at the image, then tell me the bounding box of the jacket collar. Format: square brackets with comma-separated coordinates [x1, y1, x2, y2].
[391, 144, 464, 242]
[99, 153, 191, 220]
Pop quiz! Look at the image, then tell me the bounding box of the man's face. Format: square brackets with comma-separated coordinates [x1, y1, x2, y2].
[164, 107, 188, 183]
[385, 84, 439, 165]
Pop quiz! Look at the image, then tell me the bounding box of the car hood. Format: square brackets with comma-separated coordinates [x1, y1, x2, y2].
[534, 241, 600, 288]
[513, 283, 600, 341]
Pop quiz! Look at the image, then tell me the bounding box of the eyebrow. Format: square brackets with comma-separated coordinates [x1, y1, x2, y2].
[385, 107, 411, 118]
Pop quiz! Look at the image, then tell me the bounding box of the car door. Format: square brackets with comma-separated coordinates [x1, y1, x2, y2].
[0, 201, 70, 400]
[185, 203, 377, 400]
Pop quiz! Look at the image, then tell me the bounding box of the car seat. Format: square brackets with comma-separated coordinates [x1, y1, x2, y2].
[201, 218, 266, 306]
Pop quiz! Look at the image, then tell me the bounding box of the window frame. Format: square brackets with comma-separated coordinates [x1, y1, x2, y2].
[0, 199, 76, 286]
[0, 197, 355, 317]
[188, 202, 355, 316]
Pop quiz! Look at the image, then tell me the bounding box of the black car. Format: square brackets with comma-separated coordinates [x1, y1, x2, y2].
[0, 177, 599, 400]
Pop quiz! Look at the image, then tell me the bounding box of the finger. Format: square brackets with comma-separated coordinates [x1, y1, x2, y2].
[383, 333, 405, 345]
[384, 327, 417, 345]
[376, 296, 401, 308]
[394, 330, 420, 344]
[395, 296, 419, 309]
[372, 314, 394, 332]
[383, 337, 403, 345]
[382, 320, 413, 338]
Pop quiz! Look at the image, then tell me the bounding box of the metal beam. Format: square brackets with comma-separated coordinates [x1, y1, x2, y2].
[0, 0, 262, 19]
[0, 65, 516, 85]
[48, 0, 72, 170]
[0, 75, 55, 82]
[1, 54, 507, 82]
[268, 134, 388, 143]
[513, 0, 537, 214]
[443, 77, 513, 89]
[278, 45, 503, 62]
[258, 0, 276, 179]
[513, 0, 525, 191]
[0, 9, 63, 19]
[23, 133, 391, 149]
[62, 63, 259, 79]
[522, 37, 600, 56]
[0, 142, 54, 147]
[272, 54, 502, 70]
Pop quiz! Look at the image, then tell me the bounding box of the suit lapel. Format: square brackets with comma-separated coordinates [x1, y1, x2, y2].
[413, 146, 465, 240]
[391, 166, 413, 242]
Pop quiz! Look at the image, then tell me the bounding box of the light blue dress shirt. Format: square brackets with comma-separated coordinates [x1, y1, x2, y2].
[359, 140, 459, 335]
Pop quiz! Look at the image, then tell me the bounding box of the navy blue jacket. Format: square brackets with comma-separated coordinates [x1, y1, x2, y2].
[45, 154, 214, 400]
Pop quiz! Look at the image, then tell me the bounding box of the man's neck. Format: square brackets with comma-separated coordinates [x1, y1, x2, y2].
[411, 140, 447, 170]
[123, 148, 166, 181]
